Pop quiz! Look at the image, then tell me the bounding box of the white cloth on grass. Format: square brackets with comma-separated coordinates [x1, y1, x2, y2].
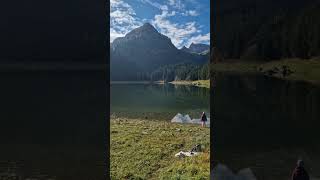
[175, 151, 201, 157]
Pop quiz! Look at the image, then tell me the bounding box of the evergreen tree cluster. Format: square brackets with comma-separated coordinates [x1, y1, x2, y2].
[135, 63, 210, 82]
[215, 0, 320, 61]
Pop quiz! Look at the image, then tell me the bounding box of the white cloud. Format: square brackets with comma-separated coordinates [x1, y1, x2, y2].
[150, 2, 208, 48]
[110, 0, 210, 48]
[167, 0, 200, 17]
[182, 10, 199, 16]
[141, 0, 168, 11]
[168, 0, 175, 5]
[188, 10, 198, 16]
[186, 33, 210, 47]
[152, 10, 200, 48]
[110, 0, 142, 42]
[168, 0, 185, 10]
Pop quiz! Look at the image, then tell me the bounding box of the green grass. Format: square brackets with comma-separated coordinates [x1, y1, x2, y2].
[110, 118, 210, 180]
[211, 58, 320, 85]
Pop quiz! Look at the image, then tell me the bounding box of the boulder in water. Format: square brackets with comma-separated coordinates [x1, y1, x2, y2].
[212, 164, 257, 180]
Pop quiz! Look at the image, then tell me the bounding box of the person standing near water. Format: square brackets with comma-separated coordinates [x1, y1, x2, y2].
[200, 112, 207, 127]
[291, 160, 309, 180]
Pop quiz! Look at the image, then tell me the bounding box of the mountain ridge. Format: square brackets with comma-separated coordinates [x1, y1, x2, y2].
[111, 23, 209, 81]
[181, 43, 210, 54]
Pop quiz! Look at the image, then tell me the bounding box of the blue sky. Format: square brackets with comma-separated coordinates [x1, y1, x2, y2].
[110, 0, 210, 48]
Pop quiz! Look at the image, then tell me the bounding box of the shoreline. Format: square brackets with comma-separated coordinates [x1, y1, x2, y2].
[110, 111, 211, 123]
[169, 80, 210, 88]
[111, 79, 210, 88]
[211, 58, 320, 85]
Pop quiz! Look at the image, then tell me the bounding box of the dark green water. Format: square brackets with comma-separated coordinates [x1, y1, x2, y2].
[0, 71, 106, 180]
[110, 83, 210, 120]
[212, 73, 320, 179]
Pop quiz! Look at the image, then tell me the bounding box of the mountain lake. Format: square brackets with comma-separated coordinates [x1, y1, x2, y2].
[110, 82, 210, 121]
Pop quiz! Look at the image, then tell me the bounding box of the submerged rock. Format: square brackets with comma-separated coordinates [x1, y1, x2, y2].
[212, 164, 257, 180]
[212, 164, 320, 180]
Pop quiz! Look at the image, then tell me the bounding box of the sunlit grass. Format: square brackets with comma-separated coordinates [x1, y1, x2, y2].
[110, 118, 210, 179]
[169, 80, 210, 88]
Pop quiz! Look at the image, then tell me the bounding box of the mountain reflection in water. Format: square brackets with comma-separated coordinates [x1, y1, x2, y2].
[111, 83, 210, 120]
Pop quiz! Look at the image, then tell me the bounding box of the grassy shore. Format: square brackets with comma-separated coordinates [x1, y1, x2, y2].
[211, 58, 320, 84]
[111, 80, 210, 88]
[169, 80, 210, 88]
[110, 118, 210, 180]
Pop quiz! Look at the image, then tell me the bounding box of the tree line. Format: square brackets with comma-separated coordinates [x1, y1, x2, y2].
[215, 2, 320, 61]
[136, 63, 210, 82]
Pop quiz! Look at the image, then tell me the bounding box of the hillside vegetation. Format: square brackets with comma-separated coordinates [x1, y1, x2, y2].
[214, 0, 320, 61]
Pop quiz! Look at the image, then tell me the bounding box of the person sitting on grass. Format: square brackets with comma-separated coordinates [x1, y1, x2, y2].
[291, 160, 309, 180]
[200, 112, 207, 127]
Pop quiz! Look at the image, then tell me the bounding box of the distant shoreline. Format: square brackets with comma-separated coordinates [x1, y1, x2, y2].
[111, 79, 210, 88]
[169, 80, 210, 88]
[211, 58, 320, 85]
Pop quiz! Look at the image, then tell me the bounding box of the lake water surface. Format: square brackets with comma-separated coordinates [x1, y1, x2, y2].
[212, 73, 320, 179]
[110, 83, 210, 120]
[0, 71, 106, 180]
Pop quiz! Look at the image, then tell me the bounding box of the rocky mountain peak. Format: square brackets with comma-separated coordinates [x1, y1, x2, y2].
[125, 23, 159, 38]
[110, 24, 209, 80]
[141, 23, 156, 31]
